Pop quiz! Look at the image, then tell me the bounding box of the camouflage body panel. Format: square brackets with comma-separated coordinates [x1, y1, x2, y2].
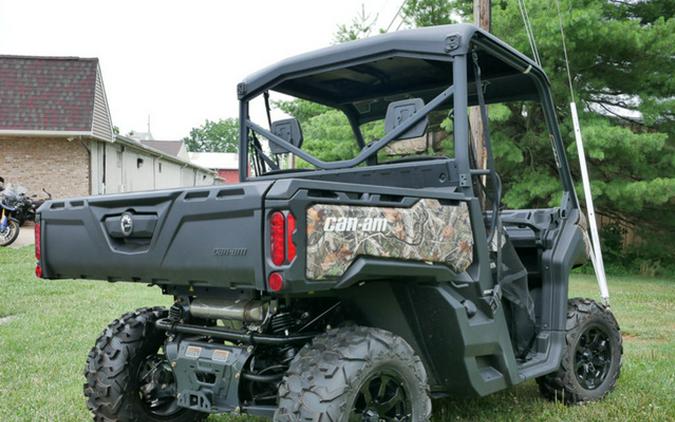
[305, 199, 474, 280]
[578, 212, 593, 259]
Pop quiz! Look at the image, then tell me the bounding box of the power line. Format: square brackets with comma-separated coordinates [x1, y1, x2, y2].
[517, 0, 541, 66]
[395, 15, 406, 31]
[555, 0, 575, 101]
[385, 0, 408, 32]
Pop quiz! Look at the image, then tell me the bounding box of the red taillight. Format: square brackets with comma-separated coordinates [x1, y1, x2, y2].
[270, 211, 286, 266]
[35, 222, 43, 278]
[34, 222, 41, 260]
[287, 213, 296, 262]
[268, 272, 284, 292]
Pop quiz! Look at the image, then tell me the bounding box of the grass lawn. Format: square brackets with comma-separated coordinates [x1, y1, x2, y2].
[0, 246, 673, 421]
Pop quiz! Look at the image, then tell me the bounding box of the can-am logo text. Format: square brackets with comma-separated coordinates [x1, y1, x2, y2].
[323, 217, 389, 232]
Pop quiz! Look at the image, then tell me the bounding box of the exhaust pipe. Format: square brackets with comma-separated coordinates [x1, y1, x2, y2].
[189, 298, 266, 323]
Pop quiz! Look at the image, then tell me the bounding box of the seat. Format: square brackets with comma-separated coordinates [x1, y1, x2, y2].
[382, 98, 430, 158]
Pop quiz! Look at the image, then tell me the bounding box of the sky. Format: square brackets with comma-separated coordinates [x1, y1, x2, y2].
[0, 0, 407, 140]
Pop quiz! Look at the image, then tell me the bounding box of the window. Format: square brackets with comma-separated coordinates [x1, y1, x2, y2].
[248, 91, 455, 176]
[377, 109, 455, 164]
[136, 158, 144, 169]
[483, 101, 563, 209]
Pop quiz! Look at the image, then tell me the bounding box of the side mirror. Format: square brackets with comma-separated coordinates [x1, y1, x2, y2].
[270, 118, 303, 155]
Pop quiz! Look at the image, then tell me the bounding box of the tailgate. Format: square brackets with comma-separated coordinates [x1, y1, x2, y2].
[38, 182, 272, 289]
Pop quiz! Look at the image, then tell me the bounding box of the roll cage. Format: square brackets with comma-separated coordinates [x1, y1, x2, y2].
[236, 23, 578, 210]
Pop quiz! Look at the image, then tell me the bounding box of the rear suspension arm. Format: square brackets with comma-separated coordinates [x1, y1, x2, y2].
[154, 318, 316, 345]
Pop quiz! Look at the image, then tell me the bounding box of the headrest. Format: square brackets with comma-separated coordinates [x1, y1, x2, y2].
[384, 98, 428, 140]
[270, 118, 303, 154]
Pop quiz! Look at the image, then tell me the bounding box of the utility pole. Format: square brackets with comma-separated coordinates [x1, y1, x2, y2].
[473, 0, 491, 32]
[469, 0, 490, 202]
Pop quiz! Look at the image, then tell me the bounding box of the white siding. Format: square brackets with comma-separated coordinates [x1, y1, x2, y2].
[124, 149, 154, 191]
[196, 171, 214, 186]
[89, 140, 104, 195]
[181, 167, 195, 186]
[89, 140, 214, 195]
[104, 143, 124, 193]
[155, 159, 182, 189]
[91, 66, 114, 142]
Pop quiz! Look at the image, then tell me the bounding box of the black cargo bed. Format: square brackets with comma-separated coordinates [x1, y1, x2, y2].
[38, 182, 272, 290]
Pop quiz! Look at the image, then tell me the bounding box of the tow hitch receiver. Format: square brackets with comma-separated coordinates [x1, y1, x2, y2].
[165, 340, 250, 413]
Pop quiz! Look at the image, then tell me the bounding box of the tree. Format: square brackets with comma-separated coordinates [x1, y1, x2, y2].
[274, 7, 384, 166]
[275, 99, 385, 165]
[402, 0, 674, 266]
[284, 1, 673, 268]
[401, 0, 468, 26]
[335, 5, 378, 43]
[183, 118, 239, 152]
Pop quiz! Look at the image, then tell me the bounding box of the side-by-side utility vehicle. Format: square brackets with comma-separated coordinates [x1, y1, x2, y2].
[36, 24, 622, 421]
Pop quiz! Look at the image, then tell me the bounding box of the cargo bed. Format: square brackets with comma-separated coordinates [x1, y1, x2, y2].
[37, 182, 272, 290]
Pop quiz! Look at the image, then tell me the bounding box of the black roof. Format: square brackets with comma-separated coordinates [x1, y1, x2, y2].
[241, 24, 548, 124]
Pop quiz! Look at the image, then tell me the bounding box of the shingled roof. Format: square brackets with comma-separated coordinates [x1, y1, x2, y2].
[0, 55, 114, 141]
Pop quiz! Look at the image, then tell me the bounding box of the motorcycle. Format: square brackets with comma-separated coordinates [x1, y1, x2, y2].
[15, 188, 52, 226]
[0, 185, 22, 247]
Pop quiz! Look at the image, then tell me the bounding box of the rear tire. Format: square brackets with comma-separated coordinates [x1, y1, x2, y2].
[0, 218, 19, 246]
[83, 307, 205, 422]
[274, 326, 431, 421]
[537, 298, 622, 404]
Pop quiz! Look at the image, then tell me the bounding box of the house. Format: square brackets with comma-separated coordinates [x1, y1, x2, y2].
[188, 152, 239, 183]
[0, 55, 215, 199]
[102, 134, 217, 193]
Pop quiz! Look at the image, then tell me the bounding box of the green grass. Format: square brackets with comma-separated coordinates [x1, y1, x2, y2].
[0, 246, 673, 421]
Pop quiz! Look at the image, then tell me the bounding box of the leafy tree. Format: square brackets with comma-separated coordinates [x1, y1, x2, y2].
[183, 118, 239, 152]
[401, 0, 468, 26]
[335, 5, 378, 42]
[274, 7, 385, 166]
[274, 99, 330, 123]
[275, 99, 385, 165]
[284, 1, 673, 268]
[402, 0, 674, 265]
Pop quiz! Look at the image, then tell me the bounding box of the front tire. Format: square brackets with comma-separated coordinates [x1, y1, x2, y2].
[84, 307, 205, 421]
[274, 326, 431, 421]
[0, 218, 19, 246]
[537, 298, 622, 404]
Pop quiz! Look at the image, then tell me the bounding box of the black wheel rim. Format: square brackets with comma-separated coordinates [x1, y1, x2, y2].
[137, 353, 182, 417]
[574, 325, 612, 390]
[350, 368, 411, 422]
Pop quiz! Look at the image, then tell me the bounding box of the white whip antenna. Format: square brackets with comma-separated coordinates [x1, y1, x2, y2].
[555, 0, 609, 304]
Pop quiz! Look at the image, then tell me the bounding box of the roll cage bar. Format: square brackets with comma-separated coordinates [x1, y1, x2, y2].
[246, 84, 454, 171]
[237, 24, 578, 211]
